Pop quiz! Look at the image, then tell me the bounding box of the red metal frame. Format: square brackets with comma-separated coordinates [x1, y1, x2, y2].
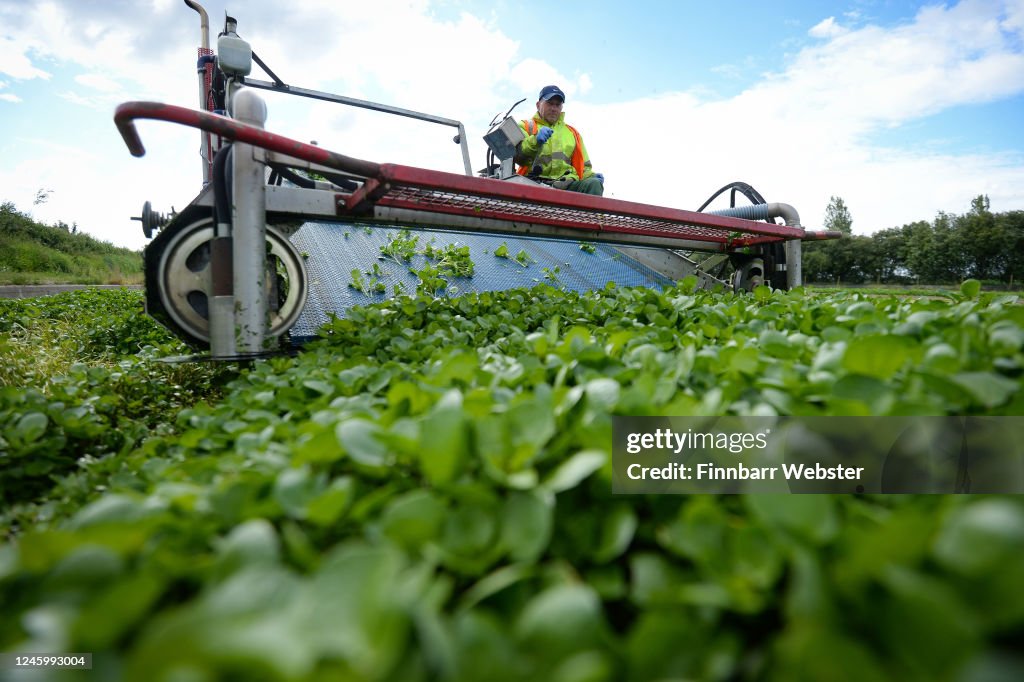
[115, 101, 382, 177]
[372, 165, 799, 247]
[199, 47, 215, 184]
[115, 101, 842, 248]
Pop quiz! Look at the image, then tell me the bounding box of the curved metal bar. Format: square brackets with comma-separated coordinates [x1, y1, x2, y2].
[182, 0, 209, 50]
[113, 101, 382, 178]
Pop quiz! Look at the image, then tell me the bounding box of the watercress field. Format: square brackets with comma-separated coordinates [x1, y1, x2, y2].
[1, 282, 1022, 681]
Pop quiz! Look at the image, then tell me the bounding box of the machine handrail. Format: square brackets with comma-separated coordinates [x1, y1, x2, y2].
[114, 101, 382, 177]
[241, 78, 474, 177]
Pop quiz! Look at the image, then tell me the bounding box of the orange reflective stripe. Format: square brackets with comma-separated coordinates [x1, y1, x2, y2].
[517, 120, 587, 179]
[517, 119, 537, 175]
[566, 124, 586, 180]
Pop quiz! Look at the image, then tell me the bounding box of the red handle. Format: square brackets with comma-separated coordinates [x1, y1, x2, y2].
[113, 101, 381, 177]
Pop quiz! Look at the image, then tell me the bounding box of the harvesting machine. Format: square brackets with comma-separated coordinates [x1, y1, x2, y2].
[114, 2, 841, 360]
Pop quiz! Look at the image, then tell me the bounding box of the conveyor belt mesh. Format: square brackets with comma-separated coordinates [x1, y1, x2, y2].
[288, 221, 674, 343]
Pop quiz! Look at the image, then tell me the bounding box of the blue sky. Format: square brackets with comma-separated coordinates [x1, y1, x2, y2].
[1, 0, 1022, 250]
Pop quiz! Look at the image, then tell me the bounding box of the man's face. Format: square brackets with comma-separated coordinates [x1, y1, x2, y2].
[538, 96, 563, 124]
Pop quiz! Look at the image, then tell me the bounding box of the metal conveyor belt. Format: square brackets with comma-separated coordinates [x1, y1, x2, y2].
[288, 222, 673, 343]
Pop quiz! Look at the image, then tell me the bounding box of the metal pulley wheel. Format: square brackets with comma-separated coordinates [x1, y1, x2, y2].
[146, 209, 307, 348]
[131, 200, 171, 239]
[732, 257, 765, 292]
[731, 242, 788, 292]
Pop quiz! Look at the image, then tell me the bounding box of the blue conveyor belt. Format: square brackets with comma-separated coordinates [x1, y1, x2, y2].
[288, 221, 674, 343]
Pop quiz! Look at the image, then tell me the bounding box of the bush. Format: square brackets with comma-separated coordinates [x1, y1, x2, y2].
[0, 200, 142, 283]
[0, 290, 229, 509]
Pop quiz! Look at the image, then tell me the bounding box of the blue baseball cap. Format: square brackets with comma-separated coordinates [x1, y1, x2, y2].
[539, 85, 565, 102]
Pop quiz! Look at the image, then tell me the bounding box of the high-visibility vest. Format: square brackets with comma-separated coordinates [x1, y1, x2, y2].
[518, 119, 587, 180]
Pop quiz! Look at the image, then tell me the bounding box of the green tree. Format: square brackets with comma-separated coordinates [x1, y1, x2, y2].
[808, 195, 1022, 287]
[865, 226, 910, 283]
[802, 236, 869, 284]
[903, 214, 958, 283]
[958, 194, 1007, 281]
[824, 196, 853, 235]
[970, 194, 991, 214]
[998, 210, 1024, 287]
[801, 242, 832, 283]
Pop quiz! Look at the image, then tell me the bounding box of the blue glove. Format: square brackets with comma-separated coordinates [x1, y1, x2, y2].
[595, 173, 604, 184]
[536, 126, 554, 144]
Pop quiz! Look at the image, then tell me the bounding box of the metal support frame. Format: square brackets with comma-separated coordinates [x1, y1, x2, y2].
[612, 248, 731, 288]
[243, 78, 474, 177]
[786, 239, 802, 289]
[229, 89, 269, 356]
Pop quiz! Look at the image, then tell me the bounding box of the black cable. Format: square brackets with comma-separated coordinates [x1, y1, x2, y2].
[266, 163, 315, 189]
[488, 98, 526, 129]
[266, 163, 358, 191]
[696, 181, 768, 213]
[212, 144, 232, 228]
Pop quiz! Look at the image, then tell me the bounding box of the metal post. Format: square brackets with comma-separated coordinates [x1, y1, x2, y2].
[209, 147, 235, 357]
[208, 235, 236, 356]
[456, 123, 472, 176]
[786, 239, 802, 289]
[196, 55, 212, 185]
[499, 157, 515, 179]
[184, 1, 213, 185]
[230, 88, 269, 355]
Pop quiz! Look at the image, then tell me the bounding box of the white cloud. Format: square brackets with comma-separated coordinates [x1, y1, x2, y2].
[1002, 0, 1024, 33]
[507, 58, 569, 98]
[711, 55, 762, 81]
[710, 63, 742, 80]
[57, 90, 108, 109]
[0, 35, 51, 80]
[577, 73, 593, 96]
[74, 73, 124, 93]
[765, 6, 1024, 134]
[809, 17, 847, 39]
[0, 93, 22, 103]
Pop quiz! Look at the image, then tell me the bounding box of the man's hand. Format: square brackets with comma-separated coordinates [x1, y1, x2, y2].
[536, 127, 554, 144]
